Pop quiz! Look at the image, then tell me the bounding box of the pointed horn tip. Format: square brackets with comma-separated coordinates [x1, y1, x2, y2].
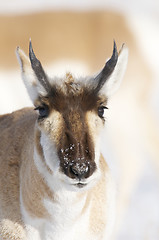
[112, 40, 118, 56]
[29, 39, 39, 64]
[29, 39, 40, 62]
[113, 40, 117, 48]
[29, 39, 33, 53]
[29, 38, 32, 47]
[29, 39, 36, 57]
[112, 39, 117, 49]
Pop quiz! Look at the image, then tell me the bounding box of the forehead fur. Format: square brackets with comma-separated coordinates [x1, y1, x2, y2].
[35, 72, 107, 113]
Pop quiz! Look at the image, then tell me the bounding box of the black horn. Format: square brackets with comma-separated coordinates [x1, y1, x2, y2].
[94, 41, 118, 93]
[29, 40, 51, 93]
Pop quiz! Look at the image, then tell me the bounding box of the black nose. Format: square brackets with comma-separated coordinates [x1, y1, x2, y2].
[69, 163, 89, 180]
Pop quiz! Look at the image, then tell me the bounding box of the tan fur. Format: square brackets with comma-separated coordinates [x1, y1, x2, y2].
[0, 108, 52, 236]
[89, 156, 108, 237]
[0, 108, 35, 239]
[20, 138, 53, 219]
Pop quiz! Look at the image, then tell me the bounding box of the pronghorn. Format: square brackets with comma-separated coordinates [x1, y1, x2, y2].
[0, 40, 128, 240]
[1, 11, 159, 239]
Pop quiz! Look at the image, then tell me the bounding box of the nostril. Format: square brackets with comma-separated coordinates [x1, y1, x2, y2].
[70, 166, 79, 176]
[70, 164, 89, 180]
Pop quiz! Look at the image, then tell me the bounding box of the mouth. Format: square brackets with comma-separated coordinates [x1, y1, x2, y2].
[73, 182, 87, 188]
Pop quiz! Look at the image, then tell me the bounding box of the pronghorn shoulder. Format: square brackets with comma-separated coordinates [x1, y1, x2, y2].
[0, 107, 37, 144]
[0, 107, 37, 168]
[0, 107, 36, 129]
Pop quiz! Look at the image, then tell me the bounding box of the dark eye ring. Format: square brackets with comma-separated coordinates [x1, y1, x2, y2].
[34, 105, 49, 118]
[98, 106, 108, 118]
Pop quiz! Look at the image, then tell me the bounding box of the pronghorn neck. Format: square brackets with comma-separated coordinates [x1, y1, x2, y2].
[20, 132, 52, 220]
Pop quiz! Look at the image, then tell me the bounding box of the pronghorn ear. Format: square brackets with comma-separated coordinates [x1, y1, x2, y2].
[94, 43, 128, 97]
[16, 42, 50, 104]
[16, 47, 39, 103]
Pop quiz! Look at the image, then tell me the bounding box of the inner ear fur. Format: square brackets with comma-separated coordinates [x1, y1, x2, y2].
[16, 47, 31, 73]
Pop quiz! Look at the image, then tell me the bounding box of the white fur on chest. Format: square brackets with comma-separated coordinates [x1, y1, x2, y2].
[21, 191, 95, 240]
[42, 196, 90, 240]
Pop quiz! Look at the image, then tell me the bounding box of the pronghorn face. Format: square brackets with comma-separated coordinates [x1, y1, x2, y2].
[35, 78, 107, 188]
[17, 41, 128, 190]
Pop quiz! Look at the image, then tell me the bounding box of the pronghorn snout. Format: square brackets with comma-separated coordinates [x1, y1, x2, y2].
[60, 146, 96, 180]
[59, 133, 96, 180]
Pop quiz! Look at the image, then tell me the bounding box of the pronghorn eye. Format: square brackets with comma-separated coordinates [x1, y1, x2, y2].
[98, 106, 108, 118]
[34, 105, 49, 118]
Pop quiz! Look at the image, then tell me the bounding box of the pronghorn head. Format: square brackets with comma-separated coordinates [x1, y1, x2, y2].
[16, 41, 128, 191]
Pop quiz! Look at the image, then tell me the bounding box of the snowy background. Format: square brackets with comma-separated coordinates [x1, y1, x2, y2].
[0, 1, 159, 239]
